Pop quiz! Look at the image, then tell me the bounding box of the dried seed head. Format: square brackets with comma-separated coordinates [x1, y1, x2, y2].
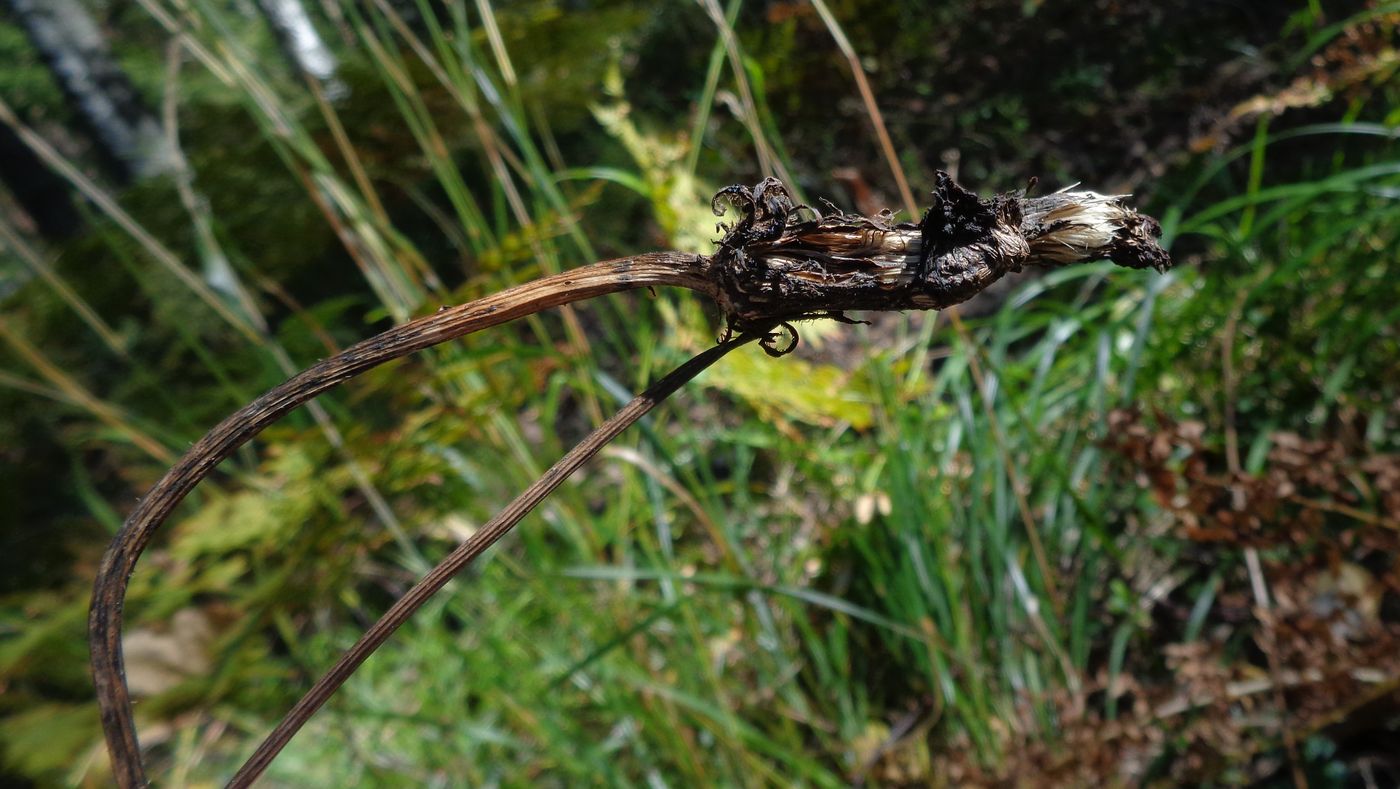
[1022, 189, 1172, 272]
[708, 172, 1171, 330]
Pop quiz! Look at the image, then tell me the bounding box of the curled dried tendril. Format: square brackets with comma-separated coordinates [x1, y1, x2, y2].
[759, 322, 800, 357]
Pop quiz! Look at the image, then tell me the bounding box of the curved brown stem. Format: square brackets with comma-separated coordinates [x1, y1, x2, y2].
[91, 173, 1171, 787]
[226, 331, 761, 787]
[90, 252, 712, 788]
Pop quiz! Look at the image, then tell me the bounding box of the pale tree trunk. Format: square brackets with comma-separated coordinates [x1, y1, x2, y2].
[256, 0, 346, 98]
[5, 0, 176, 182]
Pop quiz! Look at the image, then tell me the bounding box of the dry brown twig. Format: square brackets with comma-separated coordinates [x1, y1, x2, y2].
[89, 173, 1171, 787]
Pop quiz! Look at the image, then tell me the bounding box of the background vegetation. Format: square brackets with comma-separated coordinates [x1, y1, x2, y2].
[1, 0, 1397, 785]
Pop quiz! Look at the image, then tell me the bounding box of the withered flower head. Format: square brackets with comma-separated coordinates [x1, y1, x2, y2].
[1021, 186, 1171, 272]
[708, 172, 1172, 329]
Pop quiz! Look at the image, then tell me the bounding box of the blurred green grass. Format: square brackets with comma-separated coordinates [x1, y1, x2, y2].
[1, 1, 1398, 785]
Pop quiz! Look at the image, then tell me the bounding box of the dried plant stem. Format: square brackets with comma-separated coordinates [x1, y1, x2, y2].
[90, 174, 1170, 787]
[227, 331, 760, 787]
[91, 253, 711, 788]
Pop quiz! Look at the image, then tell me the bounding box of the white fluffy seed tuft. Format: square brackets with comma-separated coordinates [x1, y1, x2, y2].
[1028, 191, 1135, 264]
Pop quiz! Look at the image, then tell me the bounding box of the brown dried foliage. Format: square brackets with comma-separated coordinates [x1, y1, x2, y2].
[1104, 408, 1399, 548]
[882, 411, 1400, 787]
